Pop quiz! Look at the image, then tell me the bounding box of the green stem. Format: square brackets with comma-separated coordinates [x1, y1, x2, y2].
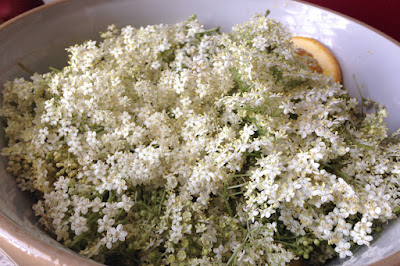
[229, 191, 245, 197]
[276, 235, 300, 240]
[158, 188, 166, 215]
[224, 173, 251, 185]
[87, 212, 99, 225]
[115, 208, 124, 220]
[116, 217, 129, 225]
[227, 183, 247, 190]
[107, 190, 114, 203]
[274, 240, 298, 248]
[203, 26, 220, 35]
[17, 62, 34, 76]
[135, 201, 152, 211]
[195, 27, 221, 40]
[49, 66, 61, 73]
[89, 194, 100, 200]
[321, 163, 362, 185]
[353, 141, 374, 150]
[227, 230, 251, 265]
[231, 173, 251, 178]
[343, 128, 374, 150]
[68, 233, 86, 248]
[227, 225, 263, 265]
[353, 74, 364, 114]
[222, 184, 234, 217]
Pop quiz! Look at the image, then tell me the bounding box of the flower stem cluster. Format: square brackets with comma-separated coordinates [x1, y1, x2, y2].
[2, 12, 400, 265]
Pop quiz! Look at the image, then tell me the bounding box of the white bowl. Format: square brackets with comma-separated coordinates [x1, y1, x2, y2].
[0, 0, 399, 265]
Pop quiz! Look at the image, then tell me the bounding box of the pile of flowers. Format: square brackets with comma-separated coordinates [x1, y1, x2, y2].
[2, 12, 400, 265]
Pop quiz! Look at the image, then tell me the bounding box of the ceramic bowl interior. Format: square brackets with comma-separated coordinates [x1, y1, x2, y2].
[1, 0, 400, 265]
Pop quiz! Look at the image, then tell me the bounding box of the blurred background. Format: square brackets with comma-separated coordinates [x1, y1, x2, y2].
[1, 0, 400, 42]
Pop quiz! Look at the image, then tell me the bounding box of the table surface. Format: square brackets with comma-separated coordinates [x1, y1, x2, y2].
[299, 0, 400, 43]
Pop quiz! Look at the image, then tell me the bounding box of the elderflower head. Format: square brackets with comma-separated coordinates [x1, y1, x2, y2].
[2, 11, 400, 265]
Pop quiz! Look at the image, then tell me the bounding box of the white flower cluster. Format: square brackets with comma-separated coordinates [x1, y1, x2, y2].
[2, 12, 400, 265]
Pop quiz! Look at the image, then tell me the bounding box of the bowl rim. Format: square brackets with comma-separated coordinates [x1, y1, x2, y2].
[0, 0, 400, 265]
[0, 213, 100, 265]
[0, 0, 399, 48]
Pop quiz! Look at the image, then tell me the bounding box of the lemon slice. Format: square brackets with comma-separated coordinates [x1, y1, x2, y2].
[292, 36, 342, 83]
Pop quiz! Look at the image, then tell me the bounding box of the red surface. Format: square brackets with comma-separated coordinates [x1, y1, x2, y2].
[300, 0, 400, 43]
[0, 0, 44, 22]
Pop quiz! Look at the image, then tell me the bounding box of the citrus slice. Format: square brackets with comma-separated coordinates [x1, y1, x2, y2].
[292, 36, 342, 83]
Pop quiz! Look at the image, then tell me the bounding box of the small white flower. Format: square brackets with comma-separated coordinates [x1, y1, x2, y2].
[334, 241, 353, 258]
[97, 215, 115, 233]
[102, 202, 119, 218]
[54, 176, 70, 192]
[69, 213, 88, 236]
[90, 197, 105, 212]
[116, 194, 134, 212]
[213, 244, 227, 260]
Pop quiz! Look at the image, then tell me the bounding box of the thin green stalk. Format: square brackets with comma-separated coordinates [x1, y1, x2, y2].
[17, 62, 34, 75]
[202, 26, 220, 35]
[227, 229, 251, 265]
[227, 225, 263, 265]
[227, 183, 247, 190]
[158, 188, 166, 215]
[115, 208, 124, 220]
[353, 141, 374, 150]
[223, 173, 251, 187]
[107, 190, 114, 202]
[135, 201, 152, 211]
[321, 163, 362, 185]
[231, 173, 252, 177]
[68, 233, 86, 248]
[49, 66, 61, 73]
[87, 212, 99, 225]
[195, 26, 220, 40]
[89, 192, 103, 200]
[353, 74, 364, 115]
[229, 191, 245, 197]
[116, 217, 129, 225]
[274, 240, 298, 248]
[343, 128, 374, 150]
[219, 189, 233, 217]
[229, 67, 245, 92]
[276, 235, 300, 240]
[224, 185, 234, 217]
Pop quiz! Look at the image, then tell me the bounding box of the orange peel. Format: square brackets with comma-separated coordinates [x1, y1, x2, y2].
[292, 36, 342, 83]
